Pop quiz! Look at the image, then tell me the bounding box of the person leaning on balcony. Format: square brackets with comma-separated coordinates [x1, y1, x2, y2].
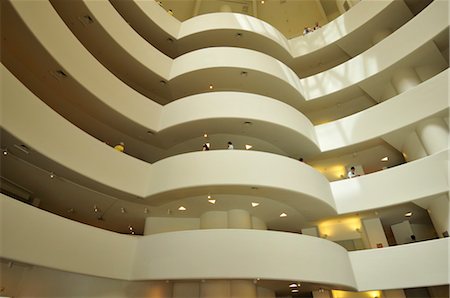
[202, 143, 210, 151]
[227, 141, 234, 150]
[114, 142, 125, 153]
[347, 166, 359, 178]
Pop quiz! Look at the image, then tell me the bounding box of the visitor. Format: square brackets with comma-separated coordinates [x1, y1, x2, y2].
[114, 142, 125, 152]
[227, 141, 234, 150]
[202, 143, 210, 151]
[347, 166, 359, 178]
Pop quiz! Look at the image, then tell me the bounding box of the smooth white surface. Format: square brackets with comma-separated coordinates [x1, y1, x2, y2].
[3, 195, 447, 291]
[316, 69, 449, 152]
[349, 238, 449, 291]
[331, 150, 449, 214]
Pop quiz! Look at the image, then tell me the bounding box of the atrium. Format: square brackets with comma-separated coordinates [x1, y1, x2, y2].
[0, 0, 449, 297]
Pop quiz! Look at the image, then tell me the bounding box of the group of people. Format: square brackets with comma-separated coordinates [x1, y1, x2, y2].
[202, 141, 234, 151]
[303, 22, 321, 35]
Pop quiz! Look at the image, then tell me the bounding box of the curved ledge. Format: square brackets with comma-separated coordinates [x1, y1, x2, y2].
[3, 64, 446, 216]
[159, 91, 319, 156]
[332, 150, 449, 214]
[111, 0, 411, 67]
[132, 229, 355, 288]
[3, 196, 447, 290]
[316, 69, 449, 152]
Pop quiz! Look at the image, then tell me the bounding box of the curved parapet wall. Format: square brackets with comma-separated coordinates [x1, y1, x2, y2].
[2, 195, 448, 291]
[349, 238, 449, 291]
[111, 0, 408, 63]
[132, 229, 356, 288]
[0, 194, 135, 280]
[3, 63, 447, 216]
[332, 150, 449, 215]
[316, 69, 449, 152]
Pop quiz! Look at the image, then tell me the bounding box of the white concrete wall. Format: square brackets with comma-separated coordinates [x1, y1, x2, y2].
[2, 195, 447, 291]
[350, 238, 449, 291]
[0, 194, 136, 280]
[332, 150, 449, 214]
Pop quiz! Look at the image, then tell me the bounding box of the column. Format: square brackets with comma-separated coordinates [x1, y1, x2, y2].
[391, 68, 421, 94]
[361, 218, 389, 248]
[200, 280, 230, 298]
[173, 282, 200, 298]
[312, 289, 333, 298]
[383, 289, 406, 298]
[257, 286, 276, 298]
[301, 227, 319, 237]
[252, 216, 267, 230]
[230, 280, 257, 298]
[401, 131, 428, 162]
[228, 209, 252, 229]
[147, 281, 173, 298]
[201, 211, 228, 229]
[427, 194, 449, 238]
[416, 118, 449, 155]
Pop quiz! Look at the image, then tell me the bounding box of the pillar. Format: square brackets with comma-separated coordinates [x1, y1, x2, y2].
[391, 68, 421, 94]
[301, 227, 319, 237]
[230, 280, 257, 298]
[312, 289, 332, 298]
[200, 280, 230, 298]
[173, 282, 200, 298]
[372, 29, 391, 45]
[147, 281, 173, 298]
[252, 216, 267, 230]
[427, 194, 449, 238]
[228, 209, 252, 229]
[416, 118, 449, 155]
[361, 218, 389, 248]
[201, 211, 228, 229]
[401, 131, 428, 162]
[383, 289, 406, 298]
[257, 286, 276, 298]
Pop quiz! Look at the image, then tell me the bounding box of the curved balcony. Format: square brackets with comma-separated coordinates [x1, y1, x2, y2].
[2, 195, 447, 291]
[10, 0, 447, 114]
[109, 0, 413, 76]
[2, 64, 447, 217]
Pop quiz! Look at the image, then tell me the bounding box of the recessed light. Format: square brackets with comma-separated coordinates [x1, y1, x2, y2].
[49, 172, 55, 179]
[381, 156, 389, 161]
[128, 225, 133, 231]
[209, 84, 213, 90]
[405, 211, 413, 217]
[121, 207, 126, 213]
[94, 205, 99, 213]
[245, 144, 253, 150]
[178, 206, 186, 211]
[251, 202, 260, 207]
[208, 199, 216, 204]
[291, 289, 299, 293]
[280, 213, 287, 217]
[203, 133, 208, 138]
[2, 149, 7, 155]
[261, 0, 265, 4]
[289, 283, 298, 288]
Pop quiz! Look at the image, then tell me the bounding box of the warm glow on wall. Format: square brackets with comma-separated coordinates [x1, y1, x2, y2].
[332, 290, 382, 298]
[318, 216, 362, 241]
